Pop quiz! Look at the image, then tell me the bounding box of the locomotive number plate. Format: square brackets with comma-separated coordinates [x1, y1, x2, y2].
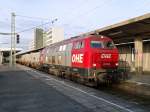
[101, 54, 111, 59]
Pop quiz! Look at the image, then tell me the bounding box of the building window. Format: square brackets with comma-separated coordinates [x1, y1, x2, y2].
[47, 31, 52, 35]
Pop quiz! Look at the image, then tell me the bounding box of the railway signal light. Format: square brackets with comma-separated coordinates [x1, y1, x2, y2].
[16, 34, 20, 44]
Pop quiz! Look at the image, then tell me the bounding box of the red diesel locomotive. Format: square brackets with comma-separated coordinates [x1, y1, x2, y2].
[38, 35, 120, 86]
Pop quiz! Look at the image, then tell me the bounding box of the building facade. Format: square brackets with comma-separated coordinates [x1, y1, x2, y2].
[0, 51, 3, 64]
[29, 27, 64, 50]
[44, 27, 64, 46]
[34, 28, 44, 49]
[28, 39, 35, 50]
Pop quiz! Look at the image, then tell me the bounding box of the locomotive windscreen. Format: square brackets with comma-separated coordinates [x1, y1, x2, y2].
[90, 40, 116, 49]
[91, 41, 103, 48]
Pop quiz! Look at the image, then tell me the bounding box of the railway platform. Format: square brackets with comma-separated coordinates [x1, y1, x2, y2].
[128, 73, 150, 86]
[0, 64, 150, 112]
[0, 64, 91, 112]
[114, 73, 150, 98]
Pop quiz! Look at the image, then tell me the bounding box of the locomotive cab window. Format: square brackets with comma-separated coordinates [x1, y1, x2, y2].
[91, 41, 103, 48]
[104, 41, 115, 49]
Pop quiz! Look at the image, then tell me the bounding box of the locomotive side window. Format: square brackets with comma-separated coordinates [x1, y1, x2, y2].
[74, 41, 84, 49]
[104, 41, 115, 49]
[73, 42, 79, 49]
[59, 46, 63, 51]
[59, 45, 66, 51]
[91, 41, 103, 48]
[66, 43, 73, 51]
[63, 45, 66, 51]
[80, 41, 84, 48]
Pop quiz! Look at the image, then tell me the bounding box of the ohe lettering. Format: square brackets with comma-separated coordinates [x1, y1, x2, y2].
[72, 54, 83, 63]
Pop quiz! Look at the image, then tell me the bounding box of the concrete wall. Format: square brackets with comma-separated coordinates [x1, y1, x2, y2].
[45, 27, 64, 46]
[143, 42, 150, 72]
[117, 41, 150, 73]
[0, 51, 2, 64]
[52, 27, 64, 43]
[117, 45, 134, 71]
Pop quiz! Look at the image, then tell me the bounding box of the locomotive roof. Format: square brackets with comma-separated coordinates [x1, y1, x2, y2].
[17, 35, 111, 55]
[46, 35, 110, 48]
[16, 47, 44, 56]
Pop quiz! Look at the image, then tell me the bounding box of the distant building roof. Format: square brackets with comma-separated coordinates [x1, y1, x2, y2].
[16, 47, 44, 56]
[0, 48, 23, 52]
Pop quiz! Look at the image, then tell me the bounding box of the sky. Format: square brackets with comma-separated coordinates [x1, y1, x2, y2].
[0, 0, 150, 50]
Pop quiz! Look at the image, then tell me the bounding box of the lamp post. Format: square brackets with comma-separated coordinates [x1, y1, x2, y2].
[10, 12, 16, 67]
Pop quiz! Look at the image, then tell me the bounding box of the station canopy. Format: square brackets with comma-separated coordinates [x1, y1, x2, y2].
[80, 13, 150, 44]
[0, 48, 22, 57]
[0, 48, 22, 52]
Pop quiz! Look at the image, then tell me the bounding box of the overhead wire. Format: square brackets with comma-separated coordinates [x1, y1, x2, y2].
[98, 0, 150, 29]
[55, 0, 111, 37]
[14, 12, 59, 34]
[0, 21, 10, 26]
[16, 14, 50, 20]
[16, 20, 54, 33]
[59, 0, 91, 21]
[67, 0, 150, 35]
[14, 14, 51, 33]
[66, 0, 112, 24]
[62, 0, 113, 36]
[14, 0, 150, 35]
[14, 0, 111, 34]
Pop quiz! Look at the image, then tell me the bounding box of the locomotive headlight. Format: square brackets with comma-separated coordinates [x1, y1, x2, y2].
[115, 63, 119, 66]
[93, 63, 96, 70]
[93, 63, 96, 67]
